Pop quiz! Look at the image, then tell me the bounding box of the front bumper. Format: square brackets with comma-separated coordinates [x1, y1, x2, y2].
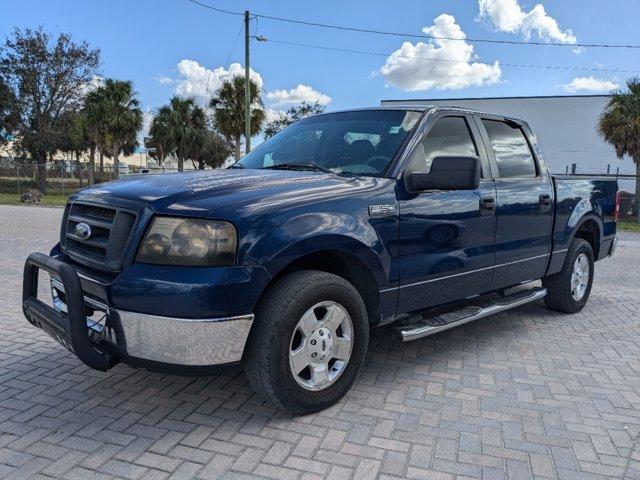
[22, 252, 257, 372]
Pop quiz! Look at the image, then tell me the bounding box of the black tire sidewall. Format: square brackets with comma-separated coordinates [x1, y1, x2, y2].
[266, 277, 368, 413]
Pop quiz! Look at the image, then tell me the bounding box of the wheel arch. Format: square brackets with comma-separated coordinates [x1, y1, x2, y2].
[260, 241, 386, 325]
[570, 215, 603, 260]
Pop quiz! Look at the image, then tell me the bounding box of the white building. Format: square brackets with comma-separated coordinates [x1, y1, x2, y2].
[381, 95, 634, 175]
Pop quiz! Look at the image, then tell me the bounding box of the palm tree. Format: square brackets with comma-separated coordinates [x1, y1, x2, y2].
[210, 75, 265, 160]
[84, 79, 142, 180]
[147, 96, 207, 171]
[192, 130, 233, 170]
[599, 78, 640, 221]
[83, 94, 107, 184]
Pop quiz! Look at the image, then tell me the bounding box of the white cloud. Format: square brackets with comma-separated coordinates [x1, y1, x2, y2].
[478, 0, 576, 44]
[559, 77, 620, 93]
[154, 75, 174, 85]
[379, 14, 501, 91]
[173, 60, 263, 104]
[264, 108, 281, 124]
[265, 84, 331, 108]
[80, 75, 104, 96]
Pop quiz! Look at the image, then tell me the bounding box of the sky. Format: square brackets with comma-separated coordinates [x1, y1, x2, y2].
[2, 0, 640, 135]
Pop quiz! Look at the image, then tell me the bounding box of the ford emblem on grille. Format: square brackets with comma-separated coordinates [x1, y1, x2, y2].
[73, 223, 92, 240]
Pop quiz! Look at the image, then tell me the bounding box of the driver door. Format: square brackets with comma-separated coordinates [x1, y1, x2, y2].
[397, 113, 497, 314]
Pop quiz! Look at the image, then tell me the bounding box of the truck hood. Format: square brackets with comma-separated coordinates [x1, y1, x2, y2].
[71, 168, 389, 217]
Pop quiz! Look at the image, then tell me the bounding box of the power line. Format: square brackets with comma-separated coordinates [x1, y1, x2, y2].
[255, 14, 640, 49]
[185, 0, 243, 16]
[265, 38, 640, 74]
[205, 20, 244, 97]
[185, 0, 640, 49]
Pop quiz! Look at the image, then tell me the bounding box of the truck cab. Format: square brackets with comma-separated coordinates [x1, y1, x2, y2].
[22, 106, 618, 414]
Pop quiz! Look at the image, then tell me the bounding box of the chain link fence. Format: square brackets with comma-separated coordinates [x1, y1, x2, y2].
[554, 166, 638, 221]
[0, 161, 181, 197]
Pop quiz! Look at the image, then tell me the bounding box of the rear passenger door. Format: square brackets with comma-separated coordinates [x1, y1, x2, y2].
[474, 116, 554, 289]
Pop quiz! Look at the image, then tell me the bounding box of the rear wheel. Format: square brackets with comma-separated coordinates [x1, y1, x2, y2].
[244, 270, 369, 414]
[542, 238, 594, 313]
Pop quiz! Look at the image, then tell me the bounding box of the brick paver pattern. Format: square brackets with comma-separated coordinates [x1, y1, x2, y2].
[1, 205, 640, 479]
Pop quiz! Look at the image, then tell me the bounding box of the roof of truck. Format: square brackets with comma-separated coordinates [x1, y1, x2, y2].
[326, 105, 527, 123]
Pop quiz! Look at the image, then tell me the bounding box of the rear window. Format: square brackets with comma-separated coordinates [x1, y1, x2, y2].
[482, 119, 537, 178]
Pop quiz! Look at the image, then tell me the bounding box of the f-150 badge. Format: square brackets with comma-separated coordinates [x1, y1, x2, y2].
[369, 204, 397, 217]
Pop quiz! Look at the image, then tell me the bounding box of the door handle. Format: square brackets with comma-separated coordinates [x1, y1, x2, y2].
[479, 196, 496, 216]
[539, 194, 552, 211]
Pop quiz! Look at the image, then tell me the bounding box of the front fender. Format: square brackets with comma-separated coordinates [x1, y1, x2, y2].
[242, 212, 393, 289]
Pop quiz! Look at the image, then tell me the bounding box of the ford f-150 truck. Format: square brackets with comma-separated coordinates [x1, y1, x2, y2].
[22, 106, 619, 413]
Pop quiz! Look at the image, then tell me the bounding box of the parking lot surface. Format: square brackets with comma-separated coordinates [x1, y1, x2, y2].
[2, 204, 640, 479]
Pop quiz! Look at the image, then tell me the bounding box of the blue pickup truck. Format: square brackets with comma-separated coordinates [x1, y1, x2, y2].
[23, 106, 619, 413]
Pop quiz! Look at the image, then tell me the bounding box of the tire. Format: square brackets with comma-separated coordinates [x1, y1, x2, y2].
[244, 270, 369, 414]
[542, 238, 594, 313]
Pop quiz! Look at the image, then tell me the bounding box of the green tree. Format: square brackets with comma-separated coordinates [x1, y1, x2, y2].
[264, 102, 325, 139]
[210, 75, 265, 160]
[145, 107, 171, 167]
[192, 130, 233, 170]
[599, 78, 640, 220]
[85, 79, 142, 180]
[81, 88, 106, 184]
[0, 76, 19, 145]
[0, 27, 100, 193]
[49, 111, 90, 186]
[147, 96, 208, 171]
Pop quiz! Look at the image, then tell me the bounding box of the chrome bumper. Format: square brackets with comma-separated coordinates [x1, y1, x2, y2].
[118, 310, 254, 366]
[50, 279, 254, 367]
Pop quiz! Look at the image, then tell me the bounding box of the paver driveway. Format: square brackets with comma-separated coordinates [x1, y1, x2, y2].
[1, 204, 640, 480]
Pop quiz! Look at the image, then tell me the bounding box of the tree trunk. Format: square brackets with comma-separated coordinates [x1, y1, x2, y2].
[113, 142, 120, 180]
[178, 156, 184, 172]
[99, 150, 104, 182]
[635, 159, 640, 223]
[88, 145, 96, 185]
[234, 134, 241, 160]
[35, 151, 47, 195]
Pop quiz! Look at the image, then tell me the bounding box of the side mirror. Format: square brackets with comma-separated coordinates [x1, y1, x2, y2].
[406, 156, 481, 193]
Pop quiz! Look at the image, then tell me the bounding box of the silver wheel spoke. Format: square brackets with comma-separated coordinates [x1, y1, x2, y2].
[332, 337, 351, 361]
[579, 256, 588, 271]
[311, 364, 330, 386]
[298, 309, 319, 337]
[289, 346, 309, 375]
[323, 304, 347, 332]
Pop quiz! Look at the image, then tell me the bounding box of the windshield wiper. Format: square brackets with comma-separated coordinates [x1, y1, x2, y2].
[264, 162, 334, 174]
[228, 163, 245, 169]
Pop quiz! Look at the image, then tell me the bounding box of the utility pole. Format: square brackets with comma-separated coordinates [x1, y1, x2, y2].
[244, 10, 251, 155]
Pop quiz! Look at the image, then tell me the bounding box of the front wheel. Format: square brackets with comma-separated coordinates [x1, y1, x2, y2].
[542, 238, 594, 313]
[244, 270, 369, 414]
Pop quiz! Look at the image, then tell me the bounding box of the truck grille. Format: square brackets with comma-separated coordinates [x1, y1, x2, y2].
[60, 202, 136, 271]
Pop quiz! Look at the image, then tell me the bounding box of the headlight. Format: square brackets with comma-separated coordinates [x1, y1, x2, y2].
[137, 217, 237, 266]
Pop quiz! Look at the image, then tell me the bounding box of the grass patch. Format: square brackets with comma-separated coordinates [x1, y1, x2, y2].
[618, 220, 640, 232]
[0, 193, 68, 206]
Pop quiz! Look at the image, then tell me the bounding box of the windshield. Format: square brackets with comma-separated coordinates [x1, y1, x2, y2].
[236, 110, 422, 176]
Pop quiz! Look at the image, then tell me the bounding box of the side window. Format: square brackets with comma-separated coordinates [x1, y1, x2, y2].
[409, 116, 478, 173]
[482, 120, 537, 178]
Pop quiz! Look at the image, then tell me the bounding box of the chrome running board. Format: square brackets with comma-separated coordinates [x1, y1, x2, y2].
[395, 287, 547, 342]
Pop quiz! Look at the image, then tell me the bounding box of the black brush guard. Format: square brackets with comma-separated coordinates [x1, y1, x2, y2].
[22, 252, 118, 371]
